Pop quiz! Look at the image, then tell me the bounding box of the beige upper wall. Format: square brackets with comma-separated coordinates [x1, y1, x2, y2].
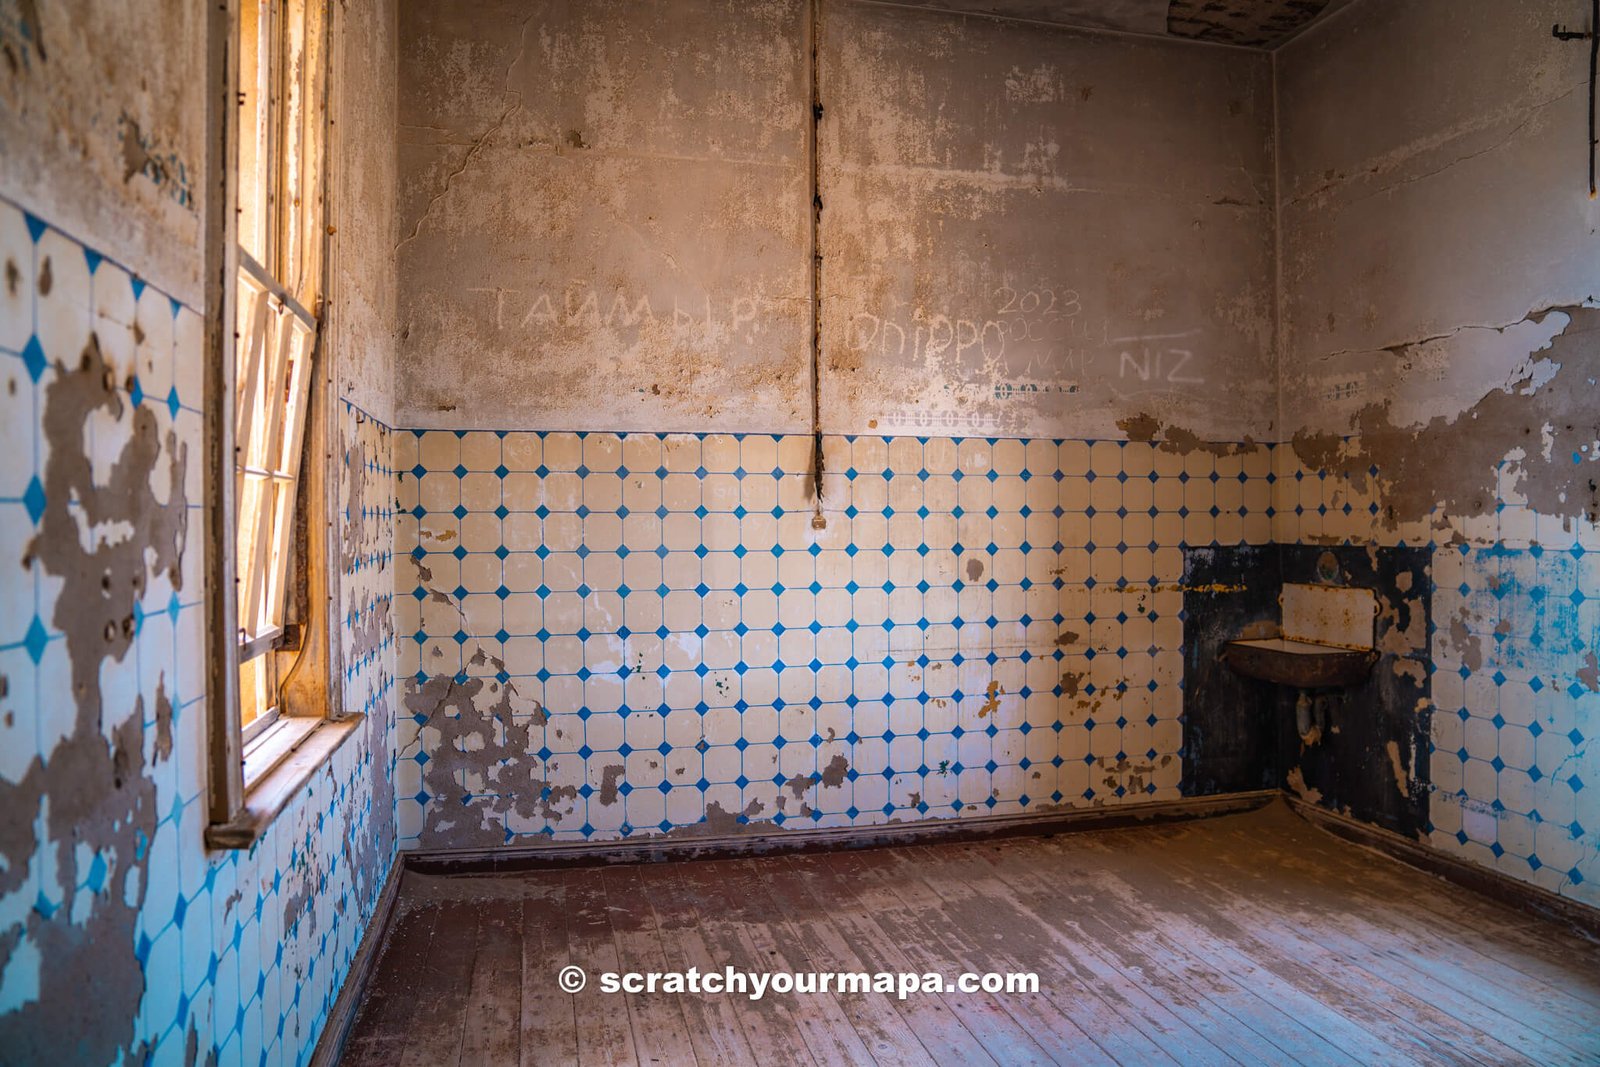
[1275, 0, 1600, 439]
[820, 2, 1275, 439]
[394, 0, 1278, 440]
[332, 0, 400, 424]
[396, 0, 812, 433]
[0, 0, 207, 307]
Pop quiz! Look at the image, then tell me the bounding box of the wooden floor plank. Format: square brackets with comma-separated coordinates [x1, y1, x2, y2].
[774, 852, 1008, 1067]
[787, 851, 1011, 1067]
[810, 848, 1077, 1067]
[340, 805, 1600, 1067]
[519, 877, 580, 1066]
[659, 858, 821, 1065]
[635, 862, 759, 1067]
[1096, 820, 1550, 1066]
[856, 843, 1229, 1067]
[461, 891, 524, 1067]
[1184, 813, 1600, 1059]
[564, 866, 641, 1065]
[916, 840, 1335, 1067]
[1203, 811, 1600, 1016]
[749, 855, 941, 1067]
[397, 897, 481, 1067]
[597, 864, 702, 1066]
[341, 884, 441, 1067]
[810, 843, 1131, 1067]
[982, 834, 1423, 1067]
[707, 857, 877, 1065]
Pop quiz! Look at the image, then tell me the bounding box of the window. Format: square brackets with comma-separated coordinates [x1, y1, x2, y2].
[234, 261, 316, 745]
[207, 0, 354, 846]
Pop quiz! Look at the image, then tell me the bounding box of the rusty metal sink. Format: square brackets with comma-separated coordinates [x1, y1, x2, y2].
[1220, 637, 1378, 689]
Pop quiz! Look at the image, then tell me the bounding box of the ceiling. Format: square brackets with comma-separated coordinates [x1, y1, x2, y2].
[887, 0, 1355, 49]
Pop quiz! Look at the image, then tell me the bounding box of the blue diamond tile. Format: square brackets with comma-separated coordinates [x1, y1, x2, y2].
[22, 476, 46, 525]
[84, 852, 107, 894]
[21, 335, 47, 383]
[23, 616, 48, 665]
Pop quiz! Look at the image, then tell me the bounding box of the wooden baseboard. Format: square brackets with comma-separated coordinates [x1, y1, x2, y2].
[1283, 795, 1600, 941]
[308, 858, 406, 1067]
[403, 790, 1281, 875]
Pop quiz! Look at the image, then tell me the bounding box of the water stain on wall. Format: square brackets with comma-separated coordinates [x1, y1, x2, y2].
[117, 114, 194, 210]
[1117, 412, 1262, 457]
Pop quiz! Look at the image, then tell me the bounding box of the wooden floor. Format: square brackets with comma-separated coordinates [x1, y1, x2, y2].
[341, 803, 1600, 1066]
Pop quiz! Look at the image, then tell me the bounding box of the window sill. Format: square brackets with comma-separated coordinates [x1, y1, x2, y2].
[243, 713, 320, 784]
[205, 714, 364, 850]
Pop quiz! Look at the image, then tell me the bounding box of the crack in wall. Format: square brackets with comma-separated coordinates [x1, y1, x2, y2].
[395, 13, 534, 253]
[1283, 80, 1585, 209]
[1306, 305, 1589, 366]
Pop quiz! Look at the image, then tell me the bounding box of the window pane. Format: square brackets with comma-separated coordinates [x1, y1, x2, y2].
[239, 648, 271, 731]
[231, 0, 324, 740]
[233, 269, 316, 648]
[238, 0, 272, 265]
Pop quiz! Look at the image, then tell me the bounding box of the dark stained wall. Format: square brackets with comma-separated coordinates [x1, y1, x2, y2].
[1276, 0, 1600, 903]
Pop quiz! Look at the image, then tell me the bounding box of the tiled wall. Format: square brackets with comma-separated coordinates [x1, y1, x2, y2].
[1272, 450, 1600, 908]
[0, 200, 398, 1062]
[394, 428, 1275, 849]
[340, 399, 399, 742]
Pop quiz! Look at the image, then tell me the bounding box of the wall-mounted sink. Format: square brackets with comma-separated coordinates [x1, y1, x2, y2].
[1221, 637, 1378, 688]
[1220, 583, 1379, 689]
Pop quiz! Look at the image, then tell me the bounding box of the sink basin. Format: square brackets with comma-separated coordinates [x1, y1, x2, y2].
[1221, 637, 1378, 688]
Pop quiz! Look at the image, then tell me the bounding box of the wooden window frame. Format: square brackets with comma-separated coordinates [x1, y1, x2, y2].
[205, 0, 359, 849]
[234, 251, 317, 743]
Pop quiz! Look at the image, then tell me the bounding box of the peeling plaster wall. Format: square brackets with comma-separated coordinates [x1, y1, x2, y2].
[390, 0, 1284, 850]
[396, 0, 1277, 441]
[1276, 0, 1600, 906]
[0, 3, 401, 1063]
[0, 0, 204, 307]
[395, 0, 812, 433]
[335, 0, 402, 427]
[821, 1, 1275, 439]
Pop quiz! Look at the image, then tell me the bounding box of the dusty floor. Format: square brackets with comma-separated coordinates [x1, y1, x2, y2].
[341, 803, 1600, 1065]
